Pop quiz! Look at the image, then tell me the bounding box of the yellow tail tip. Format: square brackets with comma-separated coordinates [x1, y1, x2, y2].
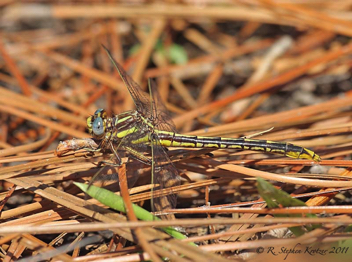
[312, 154, 321, 162]
[303, 148, 321, 162]
[286, 148, 321, 162]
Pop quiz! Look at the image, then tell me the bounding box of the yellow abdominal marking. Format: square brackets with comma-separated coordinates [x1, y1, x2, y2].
[87, 113, 320, 162]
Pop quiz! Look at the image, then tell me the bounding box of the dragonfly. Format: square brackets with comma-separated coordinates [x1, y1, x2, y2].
[83, 47, 321, 211]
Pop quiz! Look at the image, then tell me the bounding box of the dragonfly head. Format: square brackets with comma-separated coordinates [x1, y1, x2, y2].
[87, 109, 107, 139]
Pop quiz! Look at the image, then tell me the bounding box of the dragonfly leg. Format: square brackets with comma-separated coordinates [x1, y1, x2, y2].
[82, 137, 106, 153]
[124, 146, 153, 166]
[99, 157, 122, 167]
[96, 141, 122, 167]
[107, 141, 122, 166]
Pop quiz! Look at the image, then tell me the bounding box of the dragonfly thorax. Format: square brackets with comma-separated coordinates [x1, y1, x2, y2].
[87, 109, 142, 142]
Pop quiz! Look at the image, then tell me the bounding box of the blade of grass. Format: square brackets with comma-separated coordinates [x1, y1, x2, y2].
[257, 177, 320, 236]
[74, 182, 195, 245]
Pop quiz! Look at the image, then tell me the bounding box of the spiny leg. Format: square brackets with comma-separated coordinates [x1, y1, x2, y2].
[86, 140, 123, 193]
[124, 146, 153, 166]
[108, 141, 123, 166]
[98, 128, 133, 167]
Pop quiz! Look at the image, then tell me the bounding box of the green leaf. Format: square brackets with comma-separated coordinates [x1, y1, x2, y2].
[257, 177, 320, 236]
[338, 226, 352, 247]
[74, 182, 196, 245]
[131, 41, 188, 65]
[155, 43, 188, 65]
[167, 44, 188, 64]
[129, 44, 141, 56]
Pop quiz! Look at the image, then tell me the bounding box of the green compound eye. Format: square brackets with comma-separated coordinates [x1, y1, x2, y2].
[92, 117, 104, 136]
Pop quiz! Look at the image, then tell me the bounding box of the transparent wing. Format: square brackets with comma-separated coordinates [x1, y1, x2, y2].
[147, 78, 176, 133]
[122, 128, 151, 162]
[103, 46, 176, 133]
[150, 133, 180, 211]
[120, 125, 180, 210]
[102, 46, 180, 211]
[103, 46, 153, 115]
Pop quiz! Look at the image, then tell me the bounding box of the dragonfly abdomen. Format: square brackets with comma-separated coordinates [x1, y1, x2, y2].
[156, 131, 320, 161]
